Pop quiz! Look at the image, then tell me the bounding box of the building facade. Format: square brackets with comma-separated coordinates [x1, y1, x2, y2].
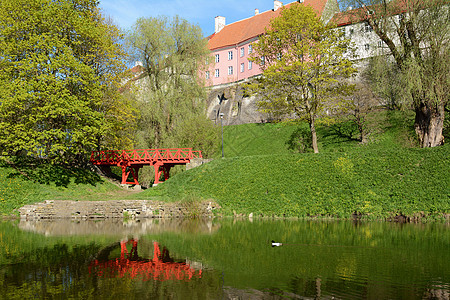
[205, 0, 339, 87]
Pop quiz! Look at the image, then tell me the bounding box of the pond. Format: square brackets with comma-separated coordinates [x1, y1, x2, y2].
[0, 218, 448, 299]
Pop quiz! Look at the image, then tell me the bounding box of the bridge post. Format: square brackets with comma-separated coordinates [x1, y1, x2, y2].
[153, 163, 163, 185]
[120, 164, 142, 185]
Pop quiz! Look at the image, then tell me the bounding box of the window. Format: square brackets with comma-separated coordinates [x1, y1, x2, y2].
[228, 66, 233, 75]
[240, 63, 244, 73]
[240, 47, 244, 57]
[261, 56, 265, 66]
[215, 69, 219, 77]
[215, 54, 219, 63]
[228, 51, 233, 60]
[248, 44, 252, 54]
[205, 71, 210, 79]
[364, 44, 370, 51]
[248, 60, 252, 70]
[378, 41, 383, 48]
[364, 24, 373, 33]
[349, 28, 354, 35]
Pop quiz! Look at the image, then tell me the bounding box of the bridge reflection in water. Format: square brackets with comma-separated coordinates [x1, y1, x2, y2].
[89, 239, 202, 281]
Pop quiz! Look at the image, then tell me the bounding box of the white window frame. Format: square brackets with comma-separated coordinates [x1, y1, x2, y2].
[215, 69, 219, 78]
[228, 66, 233, 75]
[215, 54, 219, 63]
[364, 43, 370, 51]
[228, 51, 233, 60]
[240, 63, 244, 73]
[240, 47, 244, 57]
[364, 23, 373, 33]
[205, 71, 210, 79]
[248, 44, 252, 54]
[248, 60, 252, 70]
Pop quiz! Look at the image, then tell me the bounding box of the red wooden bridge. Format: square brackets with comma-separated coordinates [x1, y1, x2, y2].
[90, 148, 202, 185]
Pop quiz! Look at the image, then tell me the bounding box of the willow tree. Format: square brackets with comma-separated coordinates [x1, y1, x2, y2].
[250, 4, 356, 153]
[126, 16, 218, 157]
[342, 0, 449, 147]
[0, 0, 130, 163]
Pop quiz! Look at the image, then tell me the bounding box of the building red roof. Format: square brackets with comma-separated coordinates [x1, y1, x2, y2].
[208, 0, 329, 50]
[330, 0, 416, 27]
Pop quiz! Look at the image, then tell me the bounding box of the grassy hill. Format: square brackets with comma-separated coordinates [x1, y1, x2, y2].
[131, 110, 449, 219]
[1, 110, 449, 219]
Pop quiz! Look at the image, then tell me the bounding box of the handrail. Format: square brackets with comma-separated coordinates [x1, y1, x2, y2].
[90, 148, 203, 165]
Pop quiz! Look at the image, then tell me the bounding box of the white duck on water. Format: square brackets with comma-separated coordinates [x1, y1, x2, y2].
[271, 240, 283, 247]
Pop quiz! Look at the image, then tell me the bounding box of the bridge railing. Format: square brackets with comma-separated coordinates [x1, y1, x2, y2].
[90, 148, 203, 165]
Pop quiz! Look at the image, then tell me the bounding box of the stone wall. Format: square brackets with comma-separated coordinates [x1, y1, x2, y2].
[18, 200, 220, 220]
[206, 81, 269, 126]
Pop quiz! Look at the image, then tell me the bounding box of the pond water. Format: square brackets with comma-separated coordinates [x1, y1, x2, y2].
[0, 218, 448, 299]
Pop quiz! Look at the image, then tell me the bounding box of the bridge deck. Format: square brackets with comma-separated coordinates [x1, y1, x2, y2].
[90, 148, 202, 185]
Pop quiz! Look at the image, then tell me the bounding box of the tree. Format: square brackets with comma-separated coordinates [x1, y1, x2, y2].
[126, 16, 218, 156]
[0, 0, 130, 163]
[341, 0, 449, 147]
[249, 4, 356, 153]
[332, 81, 380, 143]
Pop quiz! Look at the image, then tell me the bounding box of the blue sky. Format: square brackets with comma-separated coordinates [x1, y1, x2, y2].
[99, 0, 284, 36]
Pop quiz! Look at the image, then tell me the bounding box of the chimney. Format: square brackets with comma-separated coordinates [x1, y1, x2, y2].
[215, 16, 225, 33]
[255, 8, 260, 15]
[274, 0, 283, 11]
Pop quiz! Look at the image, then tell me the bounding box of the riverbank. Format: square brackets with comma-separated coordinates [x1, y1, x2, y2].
[1, 111, 449, 220]
[17, 199, 219, 220]
[133, 144, 450, 221]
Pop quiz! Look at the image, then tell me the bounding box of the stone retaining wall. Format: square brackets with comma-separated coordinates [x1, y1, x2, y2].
[18, 200, 220, 220]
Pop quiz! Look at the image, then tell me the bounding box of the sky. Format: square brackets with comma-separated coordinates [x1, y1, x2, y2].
[99, 0, 287, 36]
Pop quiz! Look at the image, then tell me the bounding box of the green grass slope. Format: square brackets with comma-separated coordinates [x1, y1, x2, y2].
[139, 145, 449, 219]
[133, 110, 449, 219]
[1, 110, 448, 219]
[0, 161, 126, 215]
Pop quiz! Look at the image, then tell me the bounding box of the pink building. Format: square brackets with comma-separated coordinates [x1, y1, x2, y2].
[205, 0, 338, 87]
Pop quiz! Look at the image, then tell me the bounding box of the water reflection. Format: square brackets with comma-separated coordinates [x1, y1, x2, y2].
[89, 239, 202, 282]
[17, 218, 219, 236]
[1, 219, 448, 299]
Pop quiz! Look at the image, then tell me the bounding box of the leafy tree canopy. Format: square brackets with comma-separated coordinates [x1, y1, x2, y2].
[340, 0, 449, 147]
[249, 3, 356, 153]
[125, 16, 218, 158]
[0, 0, 130, 163]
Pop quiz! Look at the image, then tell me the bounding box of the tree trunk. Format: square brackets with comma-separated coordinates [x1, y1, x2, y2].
[309, 117, 319, 153]
[414, 102, 445, 147]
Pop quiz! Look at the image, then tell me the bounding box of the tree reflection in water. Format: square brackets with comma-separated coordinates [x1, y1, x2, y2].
[89, 239, 202, 282]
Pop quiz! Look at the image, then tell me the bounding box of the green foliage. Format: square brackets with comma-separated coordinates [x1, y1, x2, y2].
[0, 158, 122, 215]
[142, 144, 449, 219]
[132, 110, 448, 218]
[125, 15, 218, 156]
[0, 0, 130, 162]
[249, 3, 357, 153]
[344, 0, 449, 147]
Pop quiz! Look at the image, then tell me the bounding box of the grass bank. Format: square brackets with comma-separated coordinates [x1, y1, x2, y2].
[0, 160, 131, 215]
[137, 144, 449, 219]
[132, 110, 449, 219]
[1, 110, 449, 219]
